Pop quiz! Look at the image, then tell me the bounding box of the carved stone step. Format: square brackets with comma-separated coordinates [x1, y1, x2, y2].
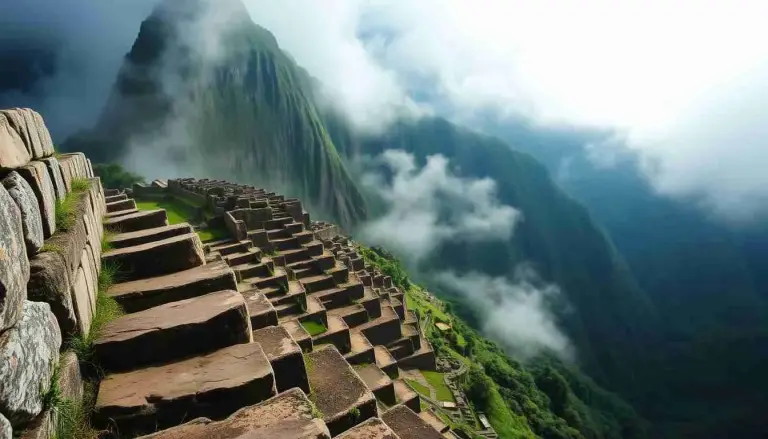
[382, 405, 444, 439]
[356, 364, 396, 406]
[108, 223, 193, 249]
[105, 209, 168, 233]
[306, 346, 378, 436]
[252, 325, 310, 394]
[95, 343, 276, 437]
[136, 388, 330, 439]
[102, 233, 204, 282]
[106, 198, 136, 213]
[94, 290, 251, 372]
[107, 260, 237, 313]
[335, 418, 399, 439]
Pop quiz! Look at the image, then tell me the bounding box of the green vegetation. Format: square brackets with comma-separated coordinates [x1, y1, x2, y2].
[54, 384, 100, 439]
[92, 163, 144, 189]
[360, 244, 645, 439]
[101, 230, 115, 253]
[70, 178, 90, 193]
[135, 196, 227, 242]
[422, 371, 455, 402]
[349, 407, 360, 420]
[405, 379, 431, 397]
[301, 320, 327, 337]
[55, 193, 79, 231]
[41, 242, 63, 254]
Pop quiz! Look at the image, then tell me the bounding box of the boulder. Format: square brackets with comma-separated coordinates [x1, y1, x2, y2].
[2, 171, 44, 255]
[0, 109, 38, 158]
[30, 111, 54, 157]
[0, 185, 28, 332]
[17, 411, 53, 439]
[27, 252, 78, 336]
[40, 157, 66, 201]
[0, 414, 10, 439]
[20, 109, 46, 159]
[0, 113, 31, 170]
[57, 351, 83, 402]
[0, 301, 62, 426]
[17, 161, 56, 237]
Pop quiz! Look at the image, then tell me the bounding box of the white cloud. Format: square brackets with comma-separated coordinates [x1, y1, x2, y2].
[435, 267, 572, 360]
[358, 149, 521, 262]
[243, 0, 768, 220]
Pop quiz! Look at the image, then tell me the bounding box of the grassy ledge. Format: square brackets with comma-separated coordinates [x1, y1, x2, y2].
[301, 320, 327, 337]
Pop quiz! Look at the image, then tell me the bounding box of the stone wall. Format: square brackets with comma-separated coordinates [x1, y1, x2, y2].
[0, 108, 104, 438]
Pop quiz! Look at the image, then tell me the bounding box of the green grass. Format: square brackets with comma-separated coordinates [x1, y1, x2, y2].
[101, 230, 115, 253]
[41, 243, 63, 254]
[70, 178, 91, 193]
[422, 371, 455, 402]
[301, 320, 327, 336]
[55, 382, 100, 439]
[135, 197, 229, 242]
[405, 379, 431, 397]
[55, 193, 79, 231]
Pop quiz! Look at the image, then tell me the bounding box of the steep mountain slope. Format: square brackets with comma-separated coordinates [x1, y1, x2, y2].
[486, 121, 768, 437]
[326, 115, 662, 397]
[64, 0, 366, 228]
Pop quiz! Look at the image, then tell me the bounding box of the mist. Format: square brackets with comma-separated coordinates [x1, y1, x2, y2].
[357, 149, 572, 359]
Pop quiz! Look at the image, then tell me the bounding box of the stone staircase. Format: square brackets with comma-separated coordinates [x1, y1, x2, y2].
[89, 179, 445, 437]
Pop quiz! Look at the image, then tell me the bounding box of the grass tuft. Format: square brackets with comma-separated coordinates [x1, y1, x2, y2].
[101, 230, 115, 253]
[55, 382, 100, 439]
[349, 406, 360, 420]
[41, 242, 63, 254]
[70, 178, 90, 193]
[405, 379, 431, 397]
[55, 194, 79, 231]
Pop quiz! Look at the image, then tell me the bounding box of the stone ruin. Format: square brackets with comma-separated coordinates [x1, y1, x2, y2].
[1, 108, 448, 438]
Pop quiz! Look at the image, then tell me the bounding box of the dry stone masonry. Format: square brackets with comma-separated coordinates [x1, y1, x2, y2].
[1, 107, 447, 438]
[0, 108, 100, 438]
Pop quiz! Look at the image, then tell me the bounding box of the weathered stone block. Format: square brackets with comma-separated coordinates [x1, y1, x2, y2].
[104, 209, 168, 233]
[0, 109, 41, 159]
[336, 418, 399, 439]
[381, 405, 444, 439]
[71, 266, 94, 336]
[252, 325, 310, 394]
[57, 351, 83, 402]
[108, 261, 237, 313]
[40, 157, 66, 201]
[2, 171, 44, 255]
[30, 111, 54, 158]
[95, 343, 276, 437]
[135, 388, 329, 439]
[0, 113, 31, 170]
[17, 410, 53, 439]
[0, 414, 10, 439]
[27, 251, 77, 336]
[17, 161, 56, 237]
[0, 301, 62, 426]
[43, 192, 88, 278]
[0, 185, 28, 332]
[102, 233, 204, 282]
[94, 290, 251, 372]
[106, 198, 136, 213]
[108, 223, 192, 249]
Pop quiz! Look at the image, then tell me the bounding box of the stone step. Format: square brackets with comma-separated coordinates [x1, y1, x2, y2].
[105, 193, 128, 203]
[252, 325, 310, 394]
[277, 247, 311, 265]
[94, 290, 251, 372]
[232, 260, 273, 281]
[374, 346, 398, 378]
[398, 336, 437, 371]
[106, 198, 137, 213]
[102, 233, 205, 282]
[382, 405, 444, 439]
[108, 223, 193, 249]
[317, 284, 365, 310]
[296, 295, 327, 325]
[286, 222, 305, 235]
[136, 388, 330, 439]
[241, 290, 278, 330]
[202, 238, 233, 253]
[107, 260, 238, 313]
[306, 346, 378, 436]
[402, 324, 421, 349]
[300, 274, 337, 294]
[392, 380, 420, 414]
[312, 315, 351, 354]
[274, 301, 302, 318]
[303, 240, 324, 257]
[264, 217, 292, 230]
[105, 209, 168, 233]
[335, 417, 399, 439]
[358, 306, 402, 347]
[327, 261, 350, 284]
[95, 343, 276, 437]
[344, 331, 375, 366]
[272, 236, 301, 251]
[224, 248, 262, 266]
[266, 227, 291, 240]
[419, 409, 451, 434]
[267, 280, 306, 307]
[328, 303, 369, 328]
[250, 268, 288, 290]
[293, 229, 314, 244]
[387, 337, 415, 360]
[209, 240, 252, 256]
[360, 288, 382, 319]
[281, 320, 313, 353]
[356, 364, 396, 406]
[105, 208, 139, 218]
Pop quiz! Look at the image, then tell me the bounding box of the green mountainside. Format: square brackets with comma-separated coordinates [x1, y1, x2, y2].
[64, 0, 366, 229]
[61, 1, 712, 437]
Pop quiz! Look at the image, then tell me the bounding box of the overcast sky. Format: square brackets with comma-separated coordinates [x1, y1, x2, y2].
[1, 0, 767, 220]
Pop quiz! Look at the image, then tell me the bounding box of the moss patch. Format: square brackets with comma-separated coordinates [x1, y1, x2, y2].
[422, 371, 455, 402]
[405, 379, 431, 397]
[301, 320, 327, 337]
